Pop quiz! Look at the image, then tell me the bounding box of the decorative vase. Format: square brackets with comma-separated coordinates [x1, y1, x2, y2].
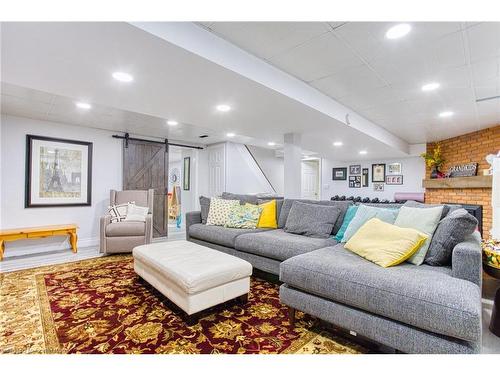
[430, 166, 439, 179]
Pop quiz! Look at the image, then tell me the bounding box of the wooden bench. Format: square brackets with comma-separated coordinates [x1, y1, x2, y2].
[0, 224, 78, 261]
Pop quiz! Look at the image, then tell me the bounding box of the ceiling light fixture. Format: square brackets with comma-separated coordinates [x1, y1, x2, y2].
[216, 104, 231, 112]
[359, 150, 368, 155]
[75, 101, 92, 110]
[167, 120, 179, 126]
[226, 132, 236, 138]
[385, 24, 411, 39]
[112, 71, 134, 83]
[267, 142, 276, 146]
[439, 111, 454, 118]
[333, 141, 343, 147]
[421, 82, 440, 92]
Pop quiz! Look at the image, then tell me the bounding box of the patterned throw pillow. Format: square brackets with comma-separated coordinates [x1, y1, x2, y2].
[225, 204, 263, 229]
[206, 197, 239, 226]
[108, 201, 134, 223]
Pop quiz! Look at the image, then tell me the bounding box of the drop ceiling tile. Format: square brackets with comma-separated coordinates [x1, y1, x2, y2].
[204, 22, 331, 61]
[1, 82, 55, 104]
[310, 64, 387, 100]
[1, 93, 52, 114]
[269, 32, 364, 82]
[467, 23, 500, 63]
[471, 58, 500, 86]
[337, 86, 402, 111]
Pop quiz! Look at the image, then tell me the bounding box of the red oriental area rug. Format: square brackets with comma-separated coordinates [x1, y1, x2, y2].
[0, 255, 370, 354]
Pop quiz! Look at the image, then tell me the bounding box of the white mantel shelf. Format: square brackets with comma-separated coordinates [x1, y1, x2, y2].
[422, 175, 493, 189]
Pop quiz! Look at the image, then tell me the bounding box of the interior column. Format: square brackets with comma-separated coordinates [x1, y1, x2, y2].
[283, 133, 302, 198]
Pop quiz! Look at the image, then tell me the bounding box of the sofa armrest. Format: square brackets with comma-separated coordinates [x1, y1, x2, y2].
[186, 211, 202, 240]
[99, 215, 112, 253]
[145, 213, 153, 244]
[452, 232, 482, 287]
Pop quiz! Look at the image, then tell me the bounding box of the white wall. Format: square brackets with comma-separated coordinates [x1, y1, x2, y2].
[246, 145, 284, 195]
[321, 156, 425, 201]
[225, 142, 275, 194]
[0, 115, 122, 255]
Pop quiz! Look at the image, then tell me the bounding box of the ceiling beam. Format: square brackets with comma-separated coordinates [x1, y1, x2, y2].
[130, 22, 410, 155]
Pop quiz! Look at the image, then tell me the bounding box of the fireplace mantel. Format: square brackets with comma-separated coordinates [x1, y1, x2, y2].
[422, 175, 492, 189]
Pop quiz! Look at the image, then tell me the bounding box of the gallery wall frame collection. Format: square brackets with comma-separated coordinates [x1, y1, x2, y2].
[332, 162, 405, 193]
[25, 134, 93, 208]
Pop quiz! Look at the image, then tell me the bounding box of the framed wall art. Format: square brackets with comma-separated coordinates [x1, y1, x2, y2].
[371, 163, 386, 182]
[25, 135, 93, 208]
[362, 168, 369, 187]
[373, 183, 384, 192]
[183, 156, 191, 190]
[387, 162, 402, 175]
[332, 167, 347, 180]
[386, 175, 403, 185]
[349, 176, 361, 188]
[349, 164, 361, 175]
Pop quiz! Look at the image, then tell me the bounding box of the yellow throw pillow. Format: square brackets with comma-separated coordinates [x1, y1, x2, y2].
[246, 200, 277, 229]
[344, 218, 428, 268]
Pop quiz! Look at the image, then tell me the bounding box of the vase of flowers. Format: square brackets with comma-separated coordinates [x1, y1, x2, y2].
[421, 144, 445, 179]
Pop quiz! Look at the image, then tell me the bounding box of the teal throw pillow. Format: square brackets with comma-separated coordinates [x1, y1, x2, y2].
[335, 205, 359, 242]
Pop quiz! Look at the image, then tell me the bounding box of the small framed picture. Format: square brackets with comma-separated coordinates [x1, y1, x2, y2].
[349, 164, 361, 175]
[362, 168, 369, 187]
[373, 183, 384, 192]
[332, 167, 347, 180]
[183, 157, 191, 190]
[387, 162, 402, 175]
[349, 176, 361, 188]
[372, 163, 386, 182]
[386, 175, 403, 185]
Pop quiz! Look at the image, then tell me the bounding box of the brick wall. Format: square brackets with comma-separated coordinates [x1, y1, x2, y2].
[425, 125, 499, 238]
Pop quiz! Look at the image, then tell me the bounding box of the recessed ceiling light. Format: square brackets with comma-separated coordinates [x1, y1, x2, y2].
[112, 71, 134, 82]
[216, 104, 231, 112]
[167, 120, 179, 126]
[267, 142, 276, 146]
[333, 141, 343, 147]
[226, 132, 236, 138]
[421, 82, 440, 92]
[75, 101, 91, 110]
[359, 150, 368, 155]
[439, 111, 454, 118]
[385, 24, 411, 39]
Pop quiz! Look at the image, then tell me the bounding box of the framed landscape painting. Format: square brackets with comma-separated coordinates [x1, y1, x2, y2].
[25, 135, 92, 207]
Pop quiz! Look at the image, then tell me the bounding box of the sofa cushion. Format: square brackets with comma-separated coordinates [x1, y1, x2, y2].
[278, 199, 351, 235]
[188, 223, 265, 248]
[225, 204, 262, 229]
[199, 196, 211, 224]
[284, 202, 340, 238]
[342, 204, 399, 243]
[206, 197, 239, 226]
[235, 229, 337, 261]
[106, 222, 145, 237]
[280, 245, 481, 342]
[394, 205, 443, 265]
[425, 209, 478, 266]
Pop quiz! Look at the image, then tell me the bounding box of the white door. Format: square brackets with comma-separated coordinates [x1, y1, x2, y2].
[208, 143, 226, 197]
[301, 160, 319, 200]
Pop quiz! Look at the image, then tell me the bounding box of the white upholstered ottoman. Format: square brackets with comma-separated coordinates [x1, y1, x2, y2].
[133, 240, 252, 322]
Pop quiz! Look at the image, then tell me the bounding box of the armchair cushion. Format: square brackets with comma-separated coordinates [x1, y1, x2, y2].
[106, 221, 146, 237]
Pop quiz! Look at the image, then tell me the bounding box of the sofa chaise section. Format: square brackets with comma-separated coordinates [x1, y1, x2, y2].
[279, 235, 483, 354]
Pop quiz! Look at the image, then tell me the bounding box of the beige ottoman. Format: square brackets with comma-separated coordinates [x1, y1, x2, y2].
[133, 240, 252, 323]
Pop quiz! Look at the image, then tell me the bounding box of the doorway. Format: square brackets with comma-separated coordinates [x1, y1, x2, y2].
[301, 159, 320, 200]
[167, 146, 184, 236]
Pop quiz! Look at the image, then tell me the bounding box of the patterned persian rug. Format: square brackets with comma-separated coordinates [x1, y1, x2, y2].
[0, 255, 370, 354]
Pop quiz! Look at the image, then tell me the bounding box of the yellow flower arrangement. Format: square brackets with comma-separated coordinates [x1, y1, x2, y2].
[420, 143, 445, 169]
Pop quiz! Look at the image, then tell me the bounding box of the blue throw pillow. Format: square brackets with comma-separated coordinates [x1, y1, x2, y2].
[341, 204, 399, 243]
[335, 205, 359, 242]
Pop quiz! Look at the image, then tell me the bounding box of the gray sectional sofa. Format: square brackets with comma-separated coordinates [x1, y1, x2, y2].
[186, 196, 483, 354]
